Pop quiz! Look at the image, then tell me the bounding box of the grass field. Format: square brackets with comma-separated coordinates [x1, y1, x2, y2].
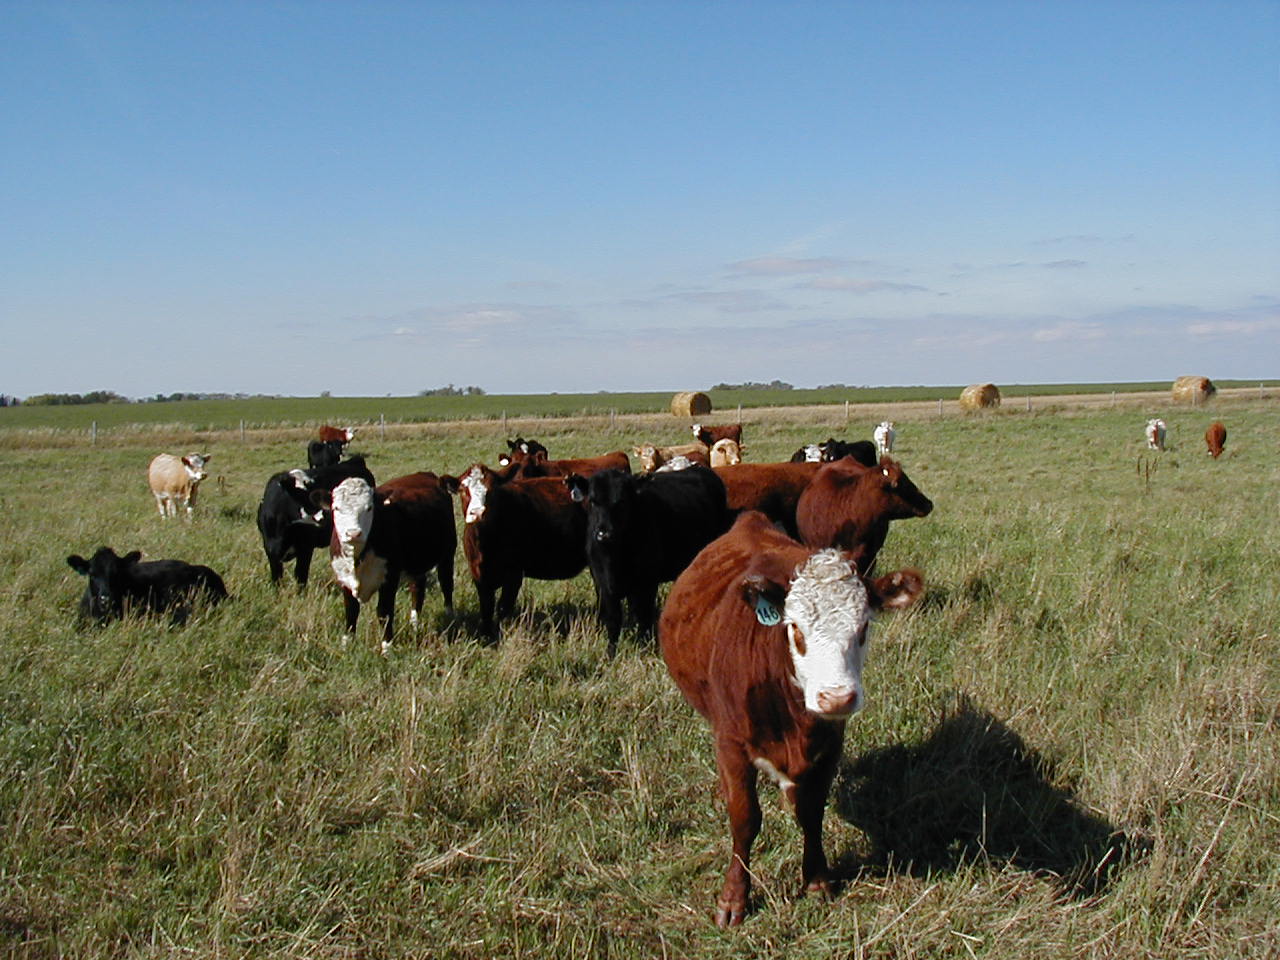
[1, 392, 1277, 958]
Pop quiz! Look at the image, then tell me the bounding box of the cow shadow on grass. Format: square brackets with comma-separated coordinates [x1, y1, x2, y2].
[832, 694, 1149, 897]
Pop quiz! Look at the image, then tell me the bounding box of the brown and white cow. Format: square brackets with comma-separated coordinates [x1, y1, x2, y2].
[1205, 421, 1226, 459]
[319, 472, 456, 654]
[318, 425, 356, 444]
[873, 421, 896, 458]
[148, 453, 211, 519]
[441, 464, 587, 641]
[708, 438, 743, 467]
[713, 460, 823, 536]
[693, 423, 743, 446]
[1144, 418, 1167, 451]
[659, 510, 923, 927]
[634, 441, 709, 473]
[795, 456, 933, 575]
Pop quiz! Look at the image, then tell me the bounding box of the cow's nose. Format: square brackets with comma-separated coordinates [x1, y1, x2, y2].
[816, 687, 858, 716]
[595, 530, 611, 542]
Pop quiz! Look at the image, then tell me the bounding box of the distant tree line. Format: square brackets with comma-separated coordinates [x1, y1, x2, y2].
[419, 384, 486, 397]
[140, 392, 257, 403]
[23, 390, 130, 406]
[709, 380, 794, 391]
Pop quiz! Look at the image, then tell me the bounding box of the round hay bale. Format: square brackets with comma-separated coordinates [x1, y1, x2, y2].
[958, 383, 1002, 411]
[1171, 375, 1216, 405]
[671, 391, 712, 417]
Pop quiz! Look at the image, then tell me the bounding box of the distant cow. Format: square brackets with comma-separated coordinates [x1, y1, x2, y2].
[693, 423, 743, 446]
[308, 438, 346, 469]
[1145, 418, 1168, 452]
[256, 456, 376, 585]
[796, 456, 933, 575]
[789, 438, 877, 467]
[67, 547, 227, 625]
[709, 438, 743, 467]
[318, 472, 456, 653]
[873, 421, 896, 458]
[565, 466, 728, 655]
[1205, 421, 1226, 459]
[498, 437, 550, 466]
[318, 425, 356, 444]
[442, 465, 587, 641]
[634, 442, 709, 473]
[148, 453, 211, 519]
[714, 460, 823, 536]
[659, 511, 923, 927]
[511, 449, 631, 480]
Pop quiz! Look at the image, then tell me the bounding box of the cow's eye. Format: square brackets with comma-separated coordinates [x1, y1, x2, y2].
[789, 624, 808, 656]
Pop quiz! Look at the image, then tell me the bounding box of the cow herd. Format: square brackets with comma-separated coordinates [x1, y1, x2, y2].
[61, 411, 1227, 926]
[1144, 416, 1229, 458]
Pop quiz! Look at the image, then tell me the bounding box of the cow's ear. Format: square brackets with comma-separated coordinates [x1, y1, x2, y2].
[564, 474, 588, 502]
[122, 551, 143, 566]
[67, 555, 90, 575]
[867, 568, 924, 610]
[201, 453, 212, 463]
[439, 475, 459, 495]
[740, 572, 787, 626]
[310, 489, 334, 511]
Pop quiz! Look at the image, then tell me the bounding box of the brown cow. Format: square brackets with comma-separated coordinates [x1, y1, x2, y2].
[1205, 421, 1226, 459]
[511, 449, 631, 479]
[713, 461, 823, 536]
[441, 464, 587, 641]
[796, 456, 933, 575]
[148, 452, 211, 519]
[319, 472, 456, 654]
[318, 425, 356, 444]
[659, 510, 923, 927]
[634, 441, 709, 473]
[693, 423, 743, 446]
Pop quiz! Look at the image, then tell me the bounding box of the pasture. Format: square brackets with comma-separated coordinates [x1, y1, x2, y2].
[1, 394, 1277, 958]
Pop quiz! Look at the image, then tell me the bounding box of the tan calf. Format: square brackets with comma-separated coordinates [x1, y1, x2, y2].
[148, 453, 211, 519]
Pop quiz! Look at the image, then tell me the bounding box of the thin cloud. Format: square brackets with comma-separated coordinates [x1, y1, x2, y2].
[1043, 259, 1088, 269]
[662, 289, 789, 313]
[727, 256, 869, 276]
[799, 278, 931, 294]
[1032, 321, 1107, 342]
[1186, 317, 1280, 337]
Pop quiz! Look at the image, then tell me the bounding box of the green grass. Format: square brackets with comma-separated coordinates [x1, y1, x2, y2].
[1, 395, 1277, 957]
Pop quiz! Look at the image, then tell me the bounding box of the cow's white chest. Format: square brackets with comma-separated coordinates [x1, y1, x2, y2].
[333, 548, 388, 603]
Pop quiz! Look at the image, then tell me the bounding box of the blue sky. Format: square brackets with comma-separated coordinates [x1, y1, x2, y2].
[3, 1, 1277, 397]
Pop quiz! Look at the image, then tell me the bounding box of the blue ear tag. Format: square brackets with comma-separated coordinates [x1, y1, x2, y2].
[754, 596, 781, 626]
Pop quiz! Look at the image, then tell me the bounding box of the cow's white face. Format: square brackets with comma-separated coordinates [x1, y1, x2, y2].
[783, 550, 874, 719]
[182, 453, 209, 482]
[803, 443, 822, 462]
[330, 477, 375, 548]
[460, 465, 489, 523]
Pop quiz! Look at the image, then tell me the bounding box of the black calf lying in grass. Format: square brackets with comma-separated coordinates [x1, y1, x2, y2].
[67, 547, 227, 625]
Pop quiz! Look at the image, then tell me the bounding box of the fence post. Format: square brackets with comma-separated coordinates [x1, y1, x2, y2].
[90, 421, 97, 445]
[938, 398, 943, 416]
[380, 413, 386, 440]
[502, 410, 507, 432]
[1026, 395, 1031, 412]
[240, 419, 245, 442]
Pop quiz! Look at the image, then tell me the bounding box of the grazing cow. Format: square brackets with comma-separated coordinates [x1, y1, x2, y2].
[308, 438, 346, 469]
[441, 465, 587, 641]
[1145, 418, 1168, 452]
[497, 437, 550, 466]
[693, 423, 744, 446]
[873, 421, 896, 458]
[709, 438, 743, 467]
[796, 456, 933, 575]
[511, 449, 631, 479]
[659, 511, 923, 927]
[256, 456, 376, 585]
[317, 472, 456, 653]
[789, 438, 878, 467]
[148, 453, 211, 519]
[67, 547, 227, 625]
[713, 461, 823, 536]
[318, 425, 356, 444]
[1205, 421, 1226, 459]
[634, 442, 709, 473]
[565, 467, 729, 655]
[654, 455, 697, 473]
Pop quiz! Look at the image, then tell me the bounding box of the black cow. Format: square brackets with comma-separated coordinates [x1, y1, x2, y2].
[497, 437, 549, 467]
[789, 437, 877, 467]
[67, 547, 227, 624]
[256, 456, 376, 585]
[308, 438, 346, 469]
[565, 466, 729, 656]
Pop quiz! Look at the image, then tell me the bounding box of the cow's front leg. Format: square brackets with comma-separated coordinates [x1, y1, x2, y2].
[794, 756, 840, 897]
[376, 573, 399, 655]
[715, 740, 761, 927]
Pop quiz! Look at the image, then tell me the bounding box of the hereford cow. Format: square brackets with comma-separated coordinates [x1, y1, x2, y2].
[68, 547, 227, 625]
[873, 421, 896, 458]
[693, 423, 743, 446]
[709, 438, 743, 467]
[789, 438, 877, 467]
[565, 466, 728, 655]
[796, 456, 933, 575]
[147, 453, 211, 519]
[318, 425, 356, 444]
[1205, 421, 1226, 459]
[256, 456, 376, 586]
[713, 460, 823, 536]
[510, 449, 631, 480]
[659, 511, 923, 927]
[634, 441, 709, 473]
[1145, 418, 1168, 451]
[441, 465, 587, 641]
[318, 473, 456, 654]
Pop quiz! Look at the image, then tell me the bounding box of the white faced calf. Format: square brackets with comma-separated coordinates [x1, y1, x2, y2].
[148, 453, 211, 519]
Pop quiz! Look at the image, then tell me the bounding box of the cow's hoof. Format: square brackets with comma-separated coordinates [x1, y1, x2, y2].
[715, 901, 747, 927]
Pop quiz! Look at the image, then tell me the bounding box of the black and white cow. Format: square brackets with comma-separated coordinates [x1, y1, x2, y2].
[67, 547, 227, 624]
[565, 466, 729, 656]
[256, 456, 376, 585]
[789, 438, 878, 467]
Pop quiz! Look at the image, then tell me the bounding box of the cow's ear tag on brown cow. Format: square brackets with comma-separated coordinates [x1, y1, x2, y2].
[754, 596, 781, 626]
